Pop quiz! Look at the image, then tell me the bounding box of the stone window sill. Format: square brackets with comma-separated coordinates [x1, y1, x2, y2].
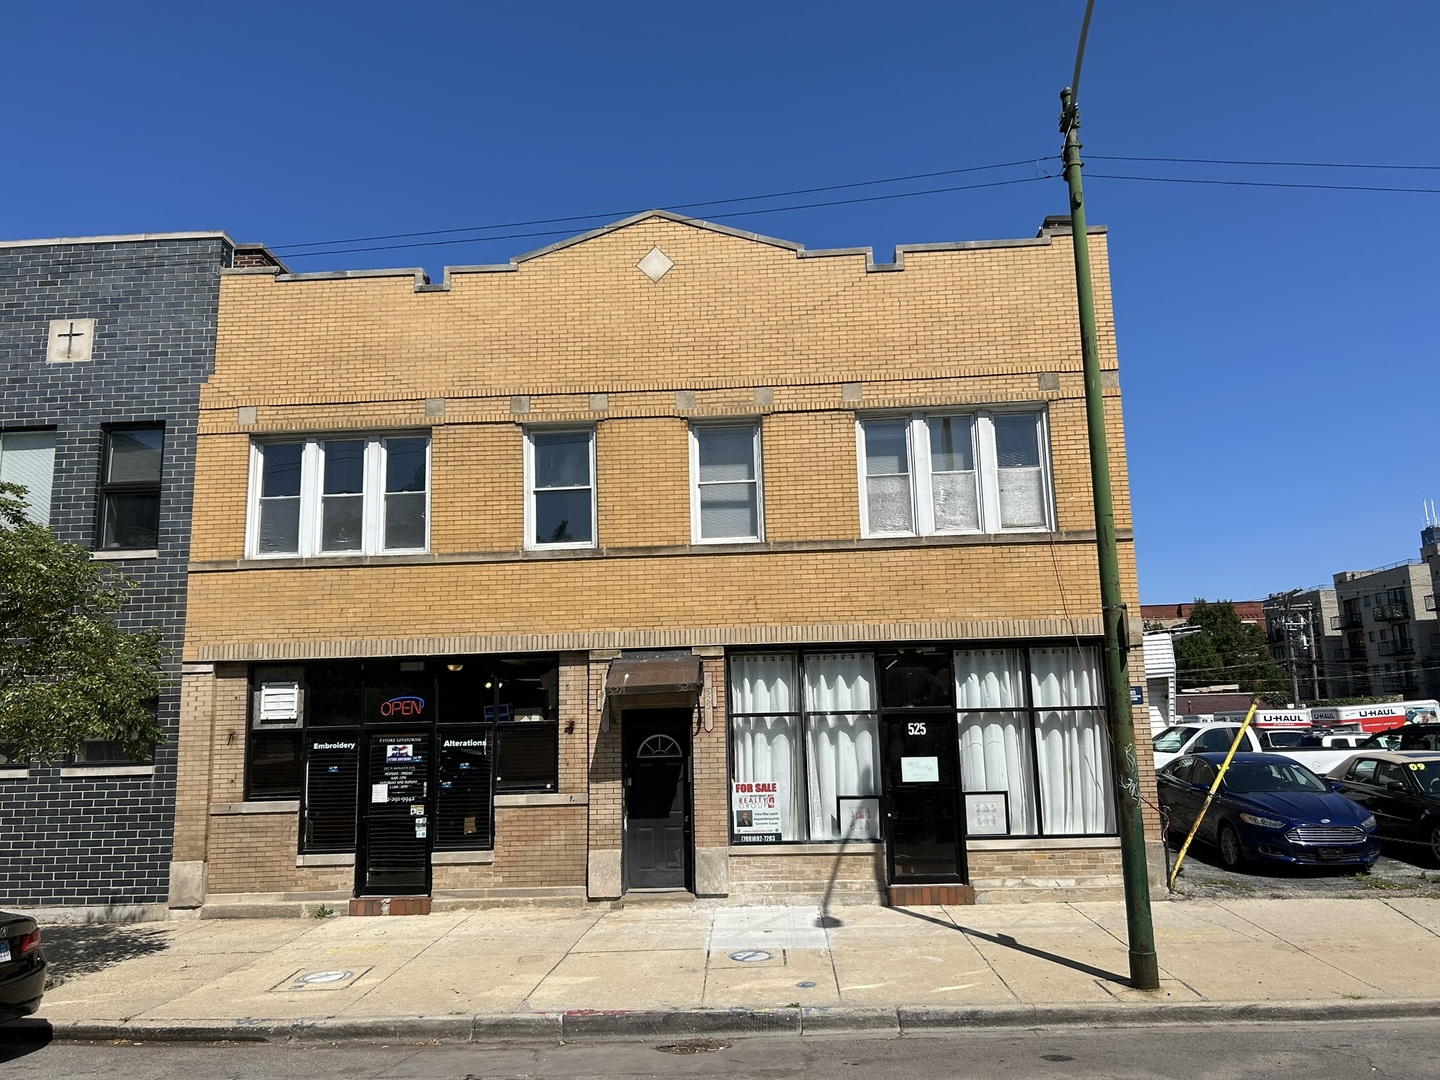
[211, 800, 300, 815]
[91, 548, 160, 561]
[59, 765, 155, 778]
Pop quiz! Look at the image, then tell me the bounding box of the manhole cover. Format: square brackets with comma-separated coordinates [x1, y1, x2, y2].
[298, 970, 352, 985]
[656, 1039, 731, 1054]
[729, 949, 773, 963]
[272, 966, 370, 992]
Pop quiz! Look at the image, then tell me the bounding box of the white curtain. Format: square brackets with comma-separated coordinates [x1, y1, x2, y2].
[800, 656, 875, 840]
[1030, 646, 1115, 834]
[803, 653, 879, 840]
[731, 717, 804, 840]
[954, 648, 1036, 835]
[729, 654, 804, 840]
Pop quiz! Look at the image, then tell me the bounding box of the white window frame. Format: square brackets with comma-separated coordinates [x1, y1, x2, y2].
[245, 433, 430, 558]
[0, 428, 57, 526]
[523, 426, 597, 551]
[856, 410, 1053, 537]
[689, 422, 764, 544]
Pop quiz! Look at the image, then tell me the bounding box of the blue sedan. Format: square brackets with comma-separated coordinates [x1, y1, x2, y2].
[1157, 752, 1379, 871]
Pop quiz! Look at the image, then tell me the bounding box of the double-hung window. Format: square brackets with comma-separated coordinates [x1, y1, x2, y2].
[0, 429, 56, 525]
[525, 429, 596, 549]
[691, 423, 763, 543]
[858, 410, 1052, 536]
[99, 424, 164, 549]
[249, 434, 429, 557]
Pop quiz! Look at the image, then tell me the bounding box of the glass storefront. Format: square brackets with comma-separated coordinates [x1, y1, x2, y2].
[245, 656, 560, 856]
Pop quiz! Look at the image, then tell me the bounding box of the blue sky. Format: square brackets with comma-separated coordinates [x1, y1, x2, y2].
[5, 2, 1436, 604]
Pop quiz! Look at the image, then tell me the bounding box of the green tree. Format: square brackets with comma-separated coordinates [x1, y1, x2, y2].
[1173, 599, 1290, 699]
[0, 483, 166, 763]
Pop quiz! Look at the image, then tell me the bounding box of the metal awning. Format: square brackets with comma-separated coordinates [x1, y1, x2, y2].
[605, 654, 704, 697]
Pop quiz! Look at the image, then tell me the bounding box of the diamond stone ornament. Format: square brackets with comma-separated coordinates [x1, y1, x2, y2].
[636, 246, 675, 282]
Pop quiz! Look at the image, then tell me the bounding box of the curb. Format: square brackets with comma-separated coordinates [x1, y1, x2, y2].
[13, 998, 1440, 1044]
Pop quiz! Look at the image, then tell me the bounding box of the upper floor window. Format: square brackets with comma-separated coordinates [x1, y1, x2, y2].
[525, 428, 596, 549]
[0, 429, 56, 526]
[248, 434, 429, 558]
[99, 425, 163, 549]
[691, 423, 763, 543]
[857, 411, 1052, 537]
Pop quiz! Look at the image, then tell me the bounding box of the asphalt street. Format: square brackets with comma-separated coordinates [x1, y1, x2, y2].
[5, 1018, 1440, 1079]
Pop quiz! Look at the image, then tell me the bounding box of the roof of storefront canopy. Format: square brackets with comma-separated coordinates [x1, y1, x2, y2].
[605, 654, 704, 697]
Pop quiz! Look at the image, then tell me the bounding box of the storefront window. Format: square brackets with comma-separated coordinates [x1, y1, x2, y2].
[728, 644, 1117, 844]
[437, 727, 493, 849]
[729, 652, 881, 844]
[244, 656, 561, 853]
[247, 729, 302, 799]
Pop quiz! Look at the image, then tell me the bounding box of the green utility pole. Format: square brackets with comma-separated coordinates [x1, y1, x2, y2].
[1060, 9, 1159, 989]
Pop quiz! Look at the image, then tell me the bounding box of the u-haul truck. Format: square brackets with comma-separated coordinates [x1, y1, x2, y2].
[1307, 699, 1440, 733]
[1212, 708, 1312, 730]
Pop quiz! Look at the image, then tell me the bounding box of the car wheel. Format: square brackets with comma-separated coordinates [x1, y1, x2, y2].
[1429, 825, 1440, 866]
[1218, 823, 1246, 870]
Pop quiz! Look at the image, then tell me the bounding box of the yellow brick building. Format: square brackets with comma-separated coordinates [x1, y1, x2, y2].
[169, 211, 1157, 914]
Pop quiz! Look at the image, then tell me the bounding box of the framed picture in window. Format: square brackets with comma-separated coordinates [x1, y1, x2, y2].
[963, 791, 1010, 837]
[836, 796, 882, 841]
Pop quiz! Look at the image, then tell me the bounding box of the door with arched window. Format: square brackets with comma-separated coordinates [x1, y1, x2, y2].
[622, 710, 692, 890]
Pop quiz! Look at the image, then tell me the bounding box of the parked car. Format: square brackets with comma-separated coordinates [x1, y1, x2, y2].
[1327, 751, 1440, 863]
[1152, 723, 1368, 775]
[1157, 752, 1379, 871]
[1351, 724, 1440, 753]
[0, 911, 46, 1023]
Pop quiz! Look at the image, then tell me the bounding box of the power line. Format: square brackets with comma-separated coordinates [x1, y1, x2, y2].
[1091, 154, 1440, 172]
[278, 174, 1054, 259]
[1087, 173, 1440, 195]
[273, 157, 1057, 252]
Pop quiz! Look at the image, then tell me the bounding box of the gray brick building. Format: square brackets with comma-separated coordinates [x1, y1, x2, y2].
[0, 233, 278, 914]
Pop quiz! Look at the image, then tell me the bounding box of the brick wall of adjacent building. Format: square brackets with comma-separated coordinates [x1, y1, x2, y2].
[0, 235, 232, 908]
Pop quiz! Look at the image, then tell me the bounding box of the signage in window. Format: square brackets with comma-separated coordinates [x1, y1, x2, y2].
[731, 781, 782, 842]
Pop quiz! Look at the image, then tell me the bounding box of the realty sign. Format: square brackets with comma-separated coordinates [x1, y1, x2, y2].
[731, 781, 782, 842]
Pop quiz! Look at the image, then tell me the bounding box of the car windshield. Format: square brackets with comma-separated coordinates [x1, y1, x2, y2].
[1153, 727, 1200, 752]
[1405, 761, 1440, 795]
[1361, 731, 1402, 750]
[1263, 730, 1307, 747]
[1222, 759, 1327, 794]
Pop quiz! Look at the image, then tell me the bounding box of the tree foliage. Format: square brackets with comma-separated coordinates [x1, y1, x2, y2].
[0, 483, 166, 763]
[1173, 599, 1290, 699]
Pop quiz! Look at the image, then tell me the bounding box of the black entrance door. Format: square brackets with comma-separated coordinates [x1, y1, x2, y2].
[882, 713, 965, 883]
[357, 732, 432, 895]
[622, 710, 692, 890]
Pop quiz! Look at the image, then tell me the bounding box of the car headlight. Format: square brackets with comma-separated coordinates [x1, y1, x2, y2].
[1361, 815, 1377, 830]
[1238, 812, 1286, 829]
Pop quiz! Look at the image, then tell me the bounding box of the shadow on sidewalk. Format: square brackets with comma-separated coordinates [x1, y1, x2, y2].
[894, 906, 1130, 985]
[42, 923, 171, 987]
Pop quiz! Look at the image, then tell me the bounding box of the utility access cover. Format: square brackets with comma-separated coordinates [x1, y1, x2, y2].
[272, 967, 370, 992]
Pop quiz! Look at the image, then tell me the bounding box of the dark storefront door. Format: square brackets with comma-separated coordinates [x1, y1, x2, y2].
[357, 732, 433, 895]
[622, 710, 692, 890]
[882, 713, 966, 883]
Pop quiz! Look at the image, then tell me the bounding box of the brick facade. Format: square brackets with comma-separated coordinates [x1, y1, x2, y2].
[175, 212, 1154, 911]
[0, 234, 234, 909]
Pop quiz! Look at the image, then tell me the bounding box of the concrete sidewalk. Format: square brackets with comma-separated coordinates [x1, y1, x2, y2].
[13, 896, 1440, 1042]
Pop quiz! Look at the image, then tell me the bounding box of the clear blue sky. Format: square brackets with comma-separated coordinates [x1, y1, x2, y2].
[5, 3, 1436, 605]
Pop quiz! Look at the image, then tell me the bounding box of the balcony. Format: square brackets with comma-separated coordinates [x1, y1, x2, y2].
[1373, 603, 1410, 621]
[1332, 612, 1364, 630]
[1344, 647, 1370, 662]
[1378, 639, 1416, 657]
